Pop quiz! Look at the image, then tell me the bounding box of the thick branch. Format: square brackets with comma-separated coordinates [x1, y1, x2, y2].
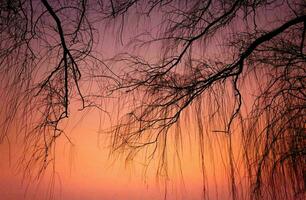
[41, 0, 69, 116]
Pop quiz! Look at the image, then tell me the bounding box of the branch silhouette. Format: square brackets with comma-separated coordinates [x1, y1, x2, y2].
[0, 1, 305, 200]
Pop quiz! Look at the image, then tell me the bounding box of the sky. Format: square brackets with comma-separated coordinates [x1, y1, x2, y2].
[0, 1, 301, 200]
[0, 108, 238, 200]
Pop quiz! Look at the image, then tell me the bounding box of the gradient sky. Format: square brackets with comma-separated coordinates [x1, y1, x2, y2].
[0, 1, 297, 200]
[0, 96, 249, 200]
[0, 108, 237, 200]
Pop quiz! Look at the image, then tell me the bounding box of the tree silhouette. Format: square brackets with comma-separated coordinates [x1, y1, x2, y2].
[0, 0, 305, 200]
[107, 1, 305, 199]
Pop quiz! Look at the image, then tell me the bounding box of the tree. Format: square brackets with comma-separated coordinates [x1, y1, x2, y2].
[0, 0, 305, 200]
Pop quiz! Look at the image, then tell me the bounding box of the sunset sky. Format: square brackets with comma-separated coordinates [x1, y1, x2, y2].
[0, 108, 238, 200]
[0, 1, 304, 200]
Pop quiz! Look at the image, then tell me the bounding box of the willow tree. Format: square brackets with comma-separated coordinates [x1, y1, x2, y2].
[0, 0, 305, 200]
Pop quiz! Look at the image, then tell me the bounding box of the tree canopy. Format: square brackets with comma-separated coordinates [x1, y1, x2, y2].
[0, 0, 305, 199]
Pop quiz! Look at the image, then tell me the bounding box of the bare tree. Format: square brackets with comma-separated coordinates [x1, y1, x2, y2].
[0, 0, 105, 180]
[107, 1, 306, 199]
[0, 0, 305, 200]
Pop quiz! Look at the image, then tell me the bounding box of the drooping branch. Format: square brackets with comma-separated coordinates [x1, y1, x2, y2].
[41, 0, 85, 118]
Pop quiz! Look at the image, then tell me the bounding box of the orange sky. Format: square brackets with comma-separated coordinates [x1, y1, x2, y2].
[0, 96, 252, 200]
[0, 40, 250, 200]
[0, 2, 277, 199]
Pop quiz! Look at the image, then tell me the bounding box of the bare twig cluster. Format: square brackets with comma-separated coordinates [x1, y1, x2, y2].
[0, 0, 305, 199]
